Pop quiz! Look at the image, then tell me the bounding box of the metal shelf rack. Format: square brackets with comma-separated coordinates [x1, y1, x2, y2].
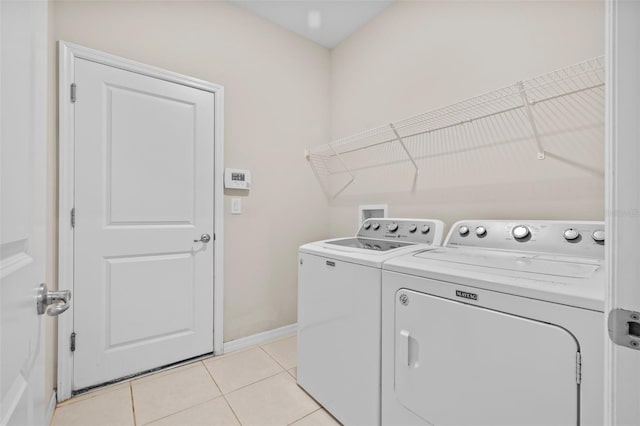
[306, 56, 605, 198]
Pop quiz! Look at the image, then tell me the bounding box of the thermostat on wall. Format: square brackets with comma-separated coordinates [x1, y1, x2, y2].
[224, 168, 251, 190]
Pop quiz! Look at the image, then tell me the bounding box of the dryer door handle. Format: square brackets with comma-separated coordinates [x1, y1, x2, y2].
[399, 329, 420, 368]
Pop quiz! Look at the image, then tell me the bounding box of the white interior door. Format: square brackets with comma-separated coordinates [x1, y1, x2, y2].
[605, 1, 640, 424]
[0, 1, 49, 424]
[395, 289, 578, 426]
[73, 58, 215, 390]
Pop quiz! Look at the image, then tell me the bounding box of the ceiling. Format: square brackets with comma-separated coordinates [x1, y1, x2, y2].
[230, 1, 395, 48]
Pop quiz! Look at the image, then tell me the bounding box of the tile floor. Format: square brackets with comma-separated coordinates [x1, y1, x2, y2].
[51, 334, 341, 426]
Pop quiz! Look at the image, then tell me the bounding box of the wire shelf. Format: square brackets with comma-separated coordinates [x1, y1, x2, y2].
[306, 56, 605, 198]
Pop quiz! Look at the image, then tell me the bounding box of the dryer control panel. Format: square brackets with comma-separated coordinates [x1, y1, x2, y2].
[445, 220, 604, 259]
[358, 218, 445, 245]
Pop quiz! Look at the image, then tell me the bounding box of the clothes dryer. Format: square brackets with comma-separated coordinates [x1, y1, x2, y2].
[382, 220, 605, 426]
[298, 218, 445, 426]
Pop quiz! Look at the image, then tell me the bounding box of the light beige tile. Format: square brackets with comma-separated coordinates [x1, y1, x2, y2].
[57, 382, 130, 407]
[203, 347, 283, 394]
[288, 367, 297, 379]
[51, 386, 134, 426]
[226, 372, 318, 426]
[132, 362, 221, 425]
[147, 398, 239, 426]
[261, 335, 297, 369]
[290, 409, 342, 426]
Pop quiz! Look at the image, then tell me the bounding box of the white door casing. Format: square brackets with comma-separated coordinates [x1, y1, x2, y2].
[58, 43, 225, 398]
[0, 1, 50, 424]
[605, 1, 640, 425]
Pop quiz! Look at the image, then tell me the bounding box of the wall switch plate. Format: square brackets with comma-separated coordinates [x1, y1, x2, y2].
[231, 198, 242, 215]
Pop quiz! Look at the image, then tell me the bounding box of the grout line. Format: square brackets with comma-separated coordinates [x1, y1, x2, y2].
[129, 382, 137, 426]
[286, 408, 321, 425]
[285, 367, 296, 380]
[220, 368, 284, 397]
[201, 360, 243, 425]
[134, 361, 222, 425]
[139, 396, 223, 426]
[221, 394, 242, 426]
[257, 344, 292, 373]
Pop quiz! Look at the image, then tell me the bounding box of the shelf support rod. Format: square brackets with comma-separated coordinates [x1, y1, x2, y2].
[328, 143, 356, 198]
[517, 81, 545, 160]
[389, 123, 419, 173]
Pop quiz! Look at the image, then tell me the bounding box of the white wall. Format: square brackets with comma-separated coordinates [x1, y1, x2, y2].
[46, 0, 331, 392]
[328, 0, 605, 236]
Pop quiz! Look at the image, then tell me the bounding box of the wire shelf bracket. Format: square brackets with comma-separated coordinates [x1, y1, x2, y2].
[389, 123, 420, 174]
[517, 81, 546, 160]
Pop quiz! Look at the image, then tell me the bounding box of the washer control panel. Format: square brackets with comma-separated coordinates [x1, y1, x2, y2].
[358, 218, 444, 245]
[446, 220, 605, 258]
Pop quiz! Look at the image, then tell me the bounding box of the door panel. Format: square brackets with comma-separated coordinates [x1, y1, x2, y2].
[107, 85, 196, 224]
[395, 289, 578, 426]
[73, 58, 215, 389]
[0, 1, 48, 424]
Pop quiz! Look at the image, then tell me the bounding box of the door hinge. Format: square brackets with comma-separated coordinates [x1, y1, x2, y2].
[70, 332, 76, 352]
[70, 83, 77, 103]
[576, 352, 582, 384]
[70, 208, 75, 228]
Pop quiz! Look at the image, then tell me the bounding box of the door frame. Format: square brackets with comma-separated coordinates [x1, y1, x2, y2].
[57, 41, 225, 401]
[604, 1, 640, 424]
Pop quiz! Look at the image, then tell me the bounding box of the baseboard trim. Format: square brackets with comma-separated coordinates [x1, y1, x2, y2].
[46, 391, 57, 424]
[223, 323, 297, 354]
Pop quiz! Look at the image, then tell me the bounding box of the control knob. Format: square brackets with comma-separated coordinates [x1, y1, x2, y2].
[563, 228, 580, 241]
[372, 223, 380, 230]
[388, 223, 399, 232]
[475, 226, 487, 237]
[512, 225, 530, 240]
[408, 224, 417, 233]
[421, 225, 430, 234]
[363, 222, 371, 230]
[592, 230, 605, 243]
[458, 226, 469, 236]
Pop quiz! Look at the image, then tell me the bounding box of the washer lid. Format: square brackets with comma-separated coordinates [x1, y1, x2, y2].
[414, 248, 601, 279]
[325, 237, 413, 252]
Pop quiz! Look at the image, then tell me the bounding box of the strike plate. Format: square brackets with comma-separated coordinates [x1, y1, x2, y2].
[608, 308, 640, 350]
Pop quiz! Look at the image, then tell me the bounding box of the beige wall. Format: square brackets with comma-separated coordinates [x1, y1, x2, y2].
[44, 0, 605, 398]
[46, 0, 331, 393]
[328, 0, 605, 237]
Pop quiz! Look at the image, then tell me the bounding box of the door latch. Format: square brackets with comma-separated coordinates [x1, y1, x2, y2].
[608, 308, 640, 350]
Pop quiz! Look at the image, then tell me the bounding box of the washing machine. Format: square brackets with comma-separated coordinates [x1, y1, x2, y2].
[381, 220, 605, 426]
[298, 218, 445, 426]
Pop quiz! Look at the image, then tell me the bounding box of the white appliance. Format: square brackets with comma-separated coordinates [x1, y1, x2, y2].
[381, 220, 605, 426]
[298, 218, 445, 426]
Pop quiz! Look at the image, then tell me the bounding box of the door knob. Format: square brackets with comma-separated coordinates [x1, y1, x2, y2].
[36, 283, 71, 316]
[194, 233, 211, 243]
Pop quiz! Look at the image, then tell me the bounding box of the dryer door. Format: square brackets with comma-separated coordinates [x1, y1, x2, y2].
[395, 289, 579, 426]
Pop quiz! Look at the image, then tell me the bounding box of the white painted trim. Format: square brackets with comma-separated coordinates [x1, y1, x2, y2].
[57, 41, 225, 401]
[223, 323, 298, 354]
[604, 2, 614, 424]
[45, 391, 57, 424]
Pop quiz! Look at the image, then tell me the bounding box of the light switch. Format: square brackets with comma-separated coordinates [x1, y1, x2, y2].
[231, 198, 242, 215]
